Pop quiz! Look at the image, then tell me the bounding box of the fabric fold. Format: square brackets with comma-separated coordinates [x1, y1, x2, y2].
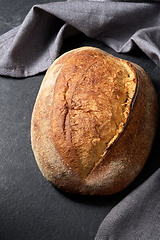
[95, 168, 160, 240]
[0, 1, 160, 77]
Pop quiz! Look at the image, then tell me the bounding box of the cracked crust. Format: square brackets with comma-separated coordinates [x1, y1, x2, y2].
[31, 47, 158, 195]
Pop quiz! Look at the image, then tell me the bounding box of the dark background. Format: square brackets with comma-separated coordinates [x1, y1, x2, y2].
[1, 1, 160, 239]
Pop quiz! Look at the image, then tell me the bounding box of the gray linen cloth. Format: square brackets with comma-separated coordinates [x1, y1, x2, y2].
[0, 0, 160, 239]
[0, 0, 160, 77]
[95, 168, 160, 239]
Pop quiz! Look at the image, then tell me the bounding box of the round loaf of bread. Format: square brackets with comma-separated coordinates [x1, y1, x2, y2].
[31, 47, 158, 195]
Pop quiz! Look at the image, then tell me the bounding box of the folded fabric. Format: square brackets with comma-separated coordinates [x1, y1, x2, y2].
[0, 0, 160, 77]
[95, 168, 160, 239]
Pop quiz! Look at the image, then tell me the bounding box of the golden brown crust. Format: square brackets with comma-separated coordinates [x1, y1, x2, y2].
[31, 47, 158, 195]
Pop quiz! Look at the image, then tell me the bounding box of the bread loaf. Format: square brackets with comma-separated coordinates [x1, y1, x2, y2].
[31, 47, 158, 195]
